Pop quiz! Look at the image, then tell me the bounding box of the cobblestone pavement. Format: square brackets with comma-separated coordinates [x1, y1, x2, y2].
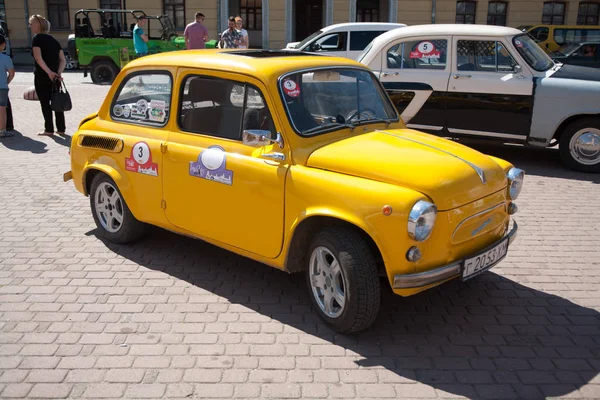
[0, 70, 599, 399]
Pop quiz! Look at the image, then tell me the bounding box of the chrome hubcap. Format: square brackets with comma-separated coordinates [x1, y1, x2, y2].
[309, 246, 346, 318]
[569, 128, 600, 166]
[94, 182, 124, 233]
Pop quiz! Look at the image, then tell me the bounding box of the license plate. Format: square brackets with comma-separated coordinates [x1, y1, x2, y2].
[462, 238, 509, 281]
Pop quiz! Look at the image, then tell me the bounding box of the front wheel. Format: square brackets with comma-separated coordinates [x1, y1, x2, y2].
[89, 173, 146, 244]
[306, 227, 381, 333]
[90, 60, 118, 84]
[559, 118, 600, 173]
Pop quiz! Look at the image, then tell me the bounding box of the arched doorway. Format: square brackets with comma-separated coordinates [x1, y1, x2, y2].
[294, 0, 323, 42]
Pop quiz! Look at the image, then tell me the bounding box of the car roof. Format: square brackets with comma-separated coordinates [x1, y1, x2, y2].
[121, 49, 369, 81]
[320, 22, 407, 33]
[371, 24, 522, 46]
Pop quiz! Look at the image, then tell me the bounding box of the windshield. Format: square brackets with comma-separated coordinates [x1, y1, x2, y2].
[512, 34, 555, 71]
[279, 68, 398, 136]
[357, 40, 375, 63]
[296, 30, 323, 49]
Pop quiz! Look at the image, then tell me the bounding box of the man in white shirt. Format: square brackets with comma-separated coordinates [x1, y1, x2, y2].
[235, 16, 249, 49]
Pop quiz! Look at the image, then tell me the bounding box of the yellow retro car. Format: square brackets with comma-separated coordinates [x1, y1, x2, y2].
[65, 49, 524, 333]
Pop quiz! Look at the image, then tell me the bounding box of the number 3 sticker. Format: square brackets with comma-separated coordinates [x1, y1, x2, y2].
[133, 142, 150, 165]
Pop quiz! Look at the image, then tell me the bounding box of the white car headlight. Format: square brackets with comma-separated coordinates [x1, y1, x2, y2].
[507, 168, 525, 200]
[408, 200, 437, 242]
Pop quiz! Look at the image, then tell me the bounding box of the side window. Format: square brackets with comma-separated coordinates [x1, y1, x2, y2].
[387, 39, 448, 70]
[350, 31, 385, 51]
[311, 32, 347, 52]
[179, 76, 274, 141]
[529, 27, 549, 42]
[457, 40, 517, 72]
[111, 73, 172, 127]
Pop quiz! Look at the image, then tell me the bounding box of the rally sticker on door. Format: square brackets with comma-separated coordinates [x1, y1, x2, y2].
[410, 41, 441, 59]
[189, 145, 233, 186]
[126, 141, 159, 176]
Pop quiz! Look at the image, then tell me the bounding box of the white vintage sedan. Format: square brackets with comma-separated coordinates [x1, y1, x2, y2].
[359, 24, 600, 173]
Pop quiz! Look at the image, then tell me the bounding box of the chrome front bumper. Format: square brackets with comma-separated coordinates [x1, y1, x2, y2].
[393, 221, 518, 289]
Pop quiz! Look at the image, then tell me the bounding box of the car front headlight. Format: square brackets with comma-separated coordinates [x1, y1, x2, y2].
[408, 200, 437, 242]
[507, 168, 525, 200]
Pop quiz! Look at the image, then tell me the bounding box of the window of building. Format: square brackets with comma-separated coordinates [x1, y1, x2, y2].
[456, 1, 477, 23]
[179, 76, 274, 140]
[457, 40, 518, 72]
[542, 2, 566, 24]
[111, 73, 172, 127]
[577, 2, 600, 25]
[488, 1, 508, 25]
[0, 1, 6, 19]
[163, 0, 185, 30]
[357, 0, 380, 22]
[240, 0, 262, 30]
[47, 0, 70, 30]
[100, 0, 121, 8]
[387, 39, 448, 70]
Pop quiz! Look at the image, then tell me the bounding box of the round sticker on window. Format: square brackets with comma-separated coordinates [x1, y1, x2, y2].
[136, 99, 148, 114]
[515, 39, 523, 48]
[113, 104, 123, 117]
[123, 105, 131, 118]
[417, 41, 434, 54]
[283, 79, 300, 98]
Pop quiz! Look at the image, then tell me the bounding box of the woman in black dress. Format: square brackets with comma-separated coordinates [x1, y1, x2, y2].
[28, 14, 67, 136]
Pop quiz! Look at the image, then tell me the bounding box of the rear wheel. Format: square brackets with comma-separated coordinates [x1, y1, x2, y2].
[306, 227, 381, 333]
[559, 118, 600, 173]
[90, 60, 119, 84]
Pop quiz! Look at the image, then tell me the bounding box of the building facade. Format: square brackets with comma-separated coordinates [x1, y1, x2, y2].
[2, 0, 599, 50]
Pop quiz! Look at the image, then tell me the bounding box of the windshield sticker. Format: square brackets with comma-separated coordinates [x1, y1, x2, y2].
[113, 105, 123, 117]
[283, 79, 300, 98]
[514, 39, 523, 48]
[410, 41, 441, 59]
[126, 141, 159, 176]
[122, 105, 131, 118]
[149, 100, 167, 123]
[189, 146, 233, 186]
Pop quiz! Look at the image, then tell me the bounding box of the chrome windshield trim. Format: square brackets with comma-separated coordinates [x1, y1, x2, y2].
[378, 130, 487, 184]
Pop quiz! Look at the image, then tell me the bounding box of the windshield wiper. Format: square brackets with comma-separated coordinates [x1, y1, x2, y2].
[302, 122, 356, 135]
[353, 117, 392, 127]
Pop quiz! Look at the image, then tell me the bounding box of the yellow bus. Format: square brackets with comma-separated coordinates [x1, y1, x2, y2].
[526, 25, 600, 53]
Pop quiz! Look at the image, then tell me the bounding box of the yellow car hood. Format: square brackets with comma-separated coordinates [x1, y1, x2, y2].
[306, 129, 507, 210]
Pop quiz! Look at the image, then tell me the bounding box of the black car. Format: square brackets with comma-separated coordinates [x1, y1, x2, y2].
[551, 42, 599, 68]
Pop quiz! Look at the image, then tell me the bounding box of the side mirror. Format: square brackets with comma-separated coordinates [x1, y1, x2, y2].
[242, 130, 284, 149]
[514, 65, 522, 74]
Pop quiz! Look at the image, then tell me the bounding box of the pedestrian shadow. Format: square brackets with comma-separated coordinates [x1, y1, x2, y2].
[87, 226, 600, 400]
[0, 130, 48, 153]
[50, 133, 72, 147]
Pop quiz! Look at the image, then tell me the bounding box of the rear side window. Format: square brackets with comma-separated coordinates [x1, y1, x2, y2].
[111, 72, 172, 127]
[350, 31, 385, 51]
[387, 39, 448, 70]
[179, 76, 275, 141]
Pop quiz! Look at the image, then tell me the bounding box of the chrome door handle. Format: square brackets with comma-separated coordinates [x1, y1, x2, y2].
[453, 74, 472, 79]
[262, 152, 285, 161]
[381, 71, 400, 77]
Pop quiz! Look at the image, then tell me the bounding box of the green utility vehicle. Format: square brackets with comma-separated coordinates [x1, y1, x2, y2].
[68, 9, 216, 84]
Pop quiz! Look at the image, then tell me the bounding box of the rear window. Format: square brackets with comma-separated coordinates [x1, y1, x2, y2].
[350, 31, 385, 51]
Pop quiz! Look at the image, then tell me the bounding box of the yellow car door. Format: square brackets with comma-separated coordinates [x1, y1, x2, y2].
[162, 69, 289, 258]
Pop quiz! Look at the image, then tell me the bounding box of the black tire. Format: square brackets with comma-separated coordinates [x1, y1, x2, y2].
[558, 118, 600, 173]
[90, 60, 119, 84]
[89, 173, 146, 244]
[306, 227, 381, 333]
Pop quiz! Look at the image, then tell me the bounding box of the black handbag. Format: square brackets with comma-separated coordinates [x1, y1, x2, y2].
[51, 79, 72, 112]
